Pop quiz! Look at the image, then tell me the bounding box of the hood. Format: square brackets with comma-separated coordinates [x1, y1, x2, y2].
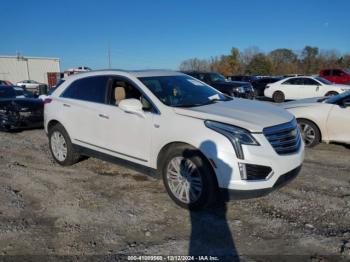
[333, 84, 350, 90]
[173, 99, 293, 132]
[280, 97, 325, 109]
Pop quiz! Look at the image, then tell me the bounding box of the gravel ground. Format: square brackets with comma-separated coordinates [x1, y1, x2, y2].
[0, 129, 349, 261]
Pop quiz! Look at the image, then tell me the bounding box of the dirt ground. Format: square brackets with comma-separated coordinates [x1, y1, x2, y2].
[0, 129, 349, 261]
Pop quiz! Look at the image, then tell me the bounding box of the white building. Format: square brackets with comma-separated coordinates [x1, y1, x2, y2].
[0, 55, 60, 85]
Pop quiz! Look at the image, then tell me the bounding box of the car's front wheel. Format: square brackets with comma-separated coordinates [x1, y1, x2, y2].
[49, 123, 80, 166]
[272, 91, 285, 103]
[161, 146, 218, 210]
[297, 119, 321, 148]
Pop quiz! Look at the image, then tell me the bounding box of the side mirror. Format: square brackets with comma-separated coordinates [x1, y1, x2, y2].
[118, 98, 145, 118]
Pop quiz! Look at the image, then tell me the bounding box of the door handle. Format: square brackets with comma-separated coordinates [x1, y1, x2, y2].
[63, 103, 71, 108]
[98, 114, 109, 119]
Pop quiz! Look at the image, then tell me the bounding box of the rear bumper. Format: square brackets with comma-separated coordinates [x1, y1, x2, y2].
[220, 165, 302, 200]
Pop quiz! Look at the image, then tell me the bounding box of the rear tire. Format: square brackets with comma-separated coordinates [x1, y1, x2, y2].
[272, 91, 285, 103]
[161, 145, 218, 210]
[48, 123, 80, 166]
[297, 119, 321, 148]
[325, 91, 338, 96]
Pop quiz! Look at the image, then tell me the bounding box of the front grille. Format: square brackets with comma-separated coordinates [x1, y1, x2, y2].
[263, 119, 301, 155]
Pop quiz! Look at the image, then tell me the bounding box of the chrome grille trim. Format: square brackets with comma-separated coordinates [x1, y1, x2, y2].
[263, 119, 301, 155]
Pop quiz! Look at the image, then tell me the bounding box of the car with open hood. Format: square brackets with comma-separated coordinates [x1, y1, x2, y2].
[44, 70, 304, 209]
[0, 85, 44, 131]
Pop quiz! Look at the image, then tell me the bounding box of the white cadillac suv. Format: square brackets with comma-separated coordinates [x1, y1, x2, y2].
[44, 70, 304, 209]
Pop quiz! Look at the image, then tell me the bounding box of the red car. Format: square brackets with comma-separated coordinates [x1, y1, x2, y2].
[319, 68, 350, 85]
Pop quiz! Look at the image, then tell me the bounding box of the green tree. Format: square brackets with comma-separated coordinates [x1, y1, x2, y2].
[301, 46, 319, 74]
[269, 48, 298, 75]
[246, 53, 273, 75]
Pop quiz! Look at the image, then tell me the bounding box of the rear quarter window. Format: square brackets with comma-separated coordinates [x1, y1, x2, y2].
[61, 76, 109, 103]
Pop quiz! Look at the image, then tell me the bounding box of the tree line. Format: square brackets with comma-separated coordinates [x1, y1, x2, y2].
[179, 46, 350, 76]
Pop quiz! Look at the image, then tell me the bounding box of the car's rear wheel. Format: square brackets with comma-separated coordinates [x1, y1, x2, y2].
[325, 91, 338, 96]
[161, 146, 218, 210]
[272, 91, 285, 103]
[297, 119, 320, 148]
[49, 123, 80, 166]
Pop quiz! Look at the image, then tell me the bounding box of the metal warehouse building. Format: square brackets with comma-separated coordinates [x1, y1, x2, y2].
[0, 55, 60, 85]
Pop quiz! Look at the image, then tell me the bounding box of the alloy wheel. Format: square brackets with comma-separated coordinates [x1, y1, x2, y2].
[51, 131, 68, 162]
[299, 123, 316, 146]
[166, 157, 203, 204]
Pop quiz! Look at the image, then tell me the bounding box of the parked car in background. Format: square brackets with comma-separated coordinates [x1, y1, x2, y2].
[182, 71, 255, 99]
[320, 68, 350, 85]
[227, 75, 259, 83]
[251, 77, 282, 97]
[282, 91, 350, 147]
[0, 86, 43, 131]
[45, 70, 303, 209]
[65, 66, 92, 75]
[16, 80, 47, 95]
[264, 76, 350, 102]
[0, 80, 13, 86]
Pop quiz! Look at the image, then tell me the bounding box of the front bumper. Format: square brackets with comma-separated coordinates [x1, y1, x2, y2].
[233, 90, 255, 99]
[220, 165, 302, 200]
[0, 112, 43, 129]
[205, 132, 304, 197]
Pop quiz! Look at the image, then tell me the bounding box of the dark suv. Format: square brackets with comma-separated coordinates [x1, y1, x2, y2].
[182, 71, 255, 99]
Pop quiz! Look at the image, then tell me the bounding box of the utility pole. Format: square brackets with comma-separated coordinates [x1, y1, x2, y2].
[108, 42, 111, 69]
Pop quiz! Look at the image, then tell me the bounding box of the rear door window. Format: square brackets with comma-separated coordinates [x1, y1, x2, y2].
[302, 78, 318, 85]
[61, 76, 109, 103]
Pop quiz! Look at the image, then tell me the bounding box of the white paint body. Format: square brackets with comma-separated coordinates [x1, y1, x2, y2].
[282, 97, 350, 144]
[45, 70, 304, 192]
[264, 76, 350, 100]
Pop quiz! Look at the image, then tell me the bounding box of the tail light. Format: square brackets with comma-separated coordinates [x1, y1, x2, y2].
[44, 98, 52, 105]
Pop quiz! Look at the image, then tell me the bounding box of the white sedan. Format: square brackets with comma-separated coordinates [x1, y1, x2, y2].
[265, 76, 350, 103]
[282, 91, 350, 147]
[16, 80, 46, 92]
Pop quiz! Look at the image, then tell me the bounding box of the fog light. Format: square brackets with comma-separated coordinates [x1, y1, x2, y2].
[238, 163, 247, 180]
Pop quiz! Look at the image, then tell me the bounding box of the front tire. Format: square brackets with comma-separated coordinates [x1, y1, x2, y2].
[297, 119, 321, 148]
[272, 91, 285, 103]
[161, 146, 218, 210]
[48, 123, 80, 166]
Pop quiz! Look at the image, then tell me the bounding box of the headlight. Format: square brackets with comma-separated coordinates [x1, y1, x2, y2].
[205, 120, 259, 159]
[235, 86, 245, 93]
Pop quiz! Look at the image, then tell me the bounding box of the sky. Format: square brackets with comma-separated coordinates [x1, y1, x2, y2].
[2, 0, 350, 71]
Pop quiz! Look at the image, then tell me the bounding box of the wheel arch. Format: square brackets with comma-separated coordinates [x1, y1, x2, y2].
[47, 119, 61, 132]
[297, 118, 322, 142]
[156, 142, 217, 177]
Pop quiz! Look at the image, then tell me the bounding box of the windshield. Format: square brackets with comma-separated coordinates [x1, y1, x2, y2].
[325, 90, 350, 104]
[138, 75, 230, 108]
[208, 73, 227, 82]
[316, 77, 332, 85]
